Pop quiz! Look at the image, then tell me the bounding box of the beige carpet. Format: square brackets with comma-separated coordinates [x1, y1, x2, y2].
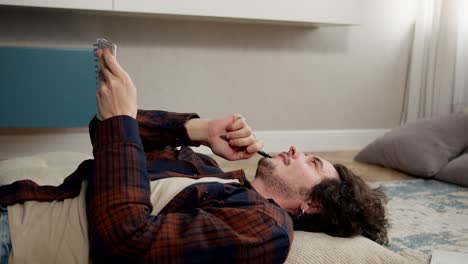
[211, 150, 414, 182]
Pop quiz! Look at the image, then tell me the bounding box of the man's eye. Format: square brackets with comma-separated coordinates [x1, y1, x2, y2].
[306, 155, 318, 167]
[307, 159, 315, 166]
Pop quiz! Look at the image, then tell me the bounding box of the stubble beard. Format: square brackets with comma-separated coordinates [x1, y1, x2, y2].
[254, 157, 296, 198]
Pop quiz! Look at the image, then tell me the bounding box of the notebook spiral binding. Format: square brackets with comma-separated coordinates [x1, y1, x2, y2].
[93, 38, 117, 121]
[92, 42, 99, 90]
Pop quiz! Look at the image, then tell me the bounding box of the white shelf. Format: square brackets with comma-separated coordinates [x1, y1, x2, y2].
[114, 0, 362, 26]
[0, 0, 112, 11]
[0, 0, 362, 26]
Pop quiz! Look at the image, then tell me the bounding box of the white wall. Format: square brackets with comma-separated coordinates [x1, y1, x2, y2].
[0, 0, 419, 159]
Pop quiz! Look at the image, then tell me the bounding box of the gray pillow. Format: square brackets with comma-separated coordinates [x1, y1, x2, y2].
[435, 149, 468, 187]
[355, 114, 468, 177]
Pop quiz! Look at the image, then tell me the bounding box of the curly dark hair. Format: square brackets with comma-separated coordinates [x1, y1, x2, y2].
[292, 164, 388, 245]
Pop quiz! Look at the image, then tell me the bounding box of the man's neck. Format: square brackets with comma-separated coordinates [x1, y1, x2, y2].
[250, 178, 268, 198]
[251, 178, 281, 204]
[250, 178, 294, 214]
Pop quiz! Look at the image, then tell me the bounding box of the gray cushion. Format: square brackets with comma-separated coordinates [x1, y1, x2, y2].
[0, 152, 92, 186]
[355, 114, 468, 177]
[435, 149, 468, 187]
[285, 232, 407, 264]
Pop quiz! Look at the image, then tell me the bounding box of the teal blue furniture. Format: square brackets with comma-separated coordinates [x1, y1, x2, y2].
[0, 46, 97, 128]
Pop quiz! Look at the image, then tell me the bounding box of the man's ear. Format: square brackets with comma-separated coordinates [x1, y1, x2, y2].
[302, 200, 321, 214]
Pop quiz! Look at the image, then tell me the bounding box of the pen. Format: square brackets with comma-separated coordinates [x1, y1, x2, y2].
[256, 150, 272, 158]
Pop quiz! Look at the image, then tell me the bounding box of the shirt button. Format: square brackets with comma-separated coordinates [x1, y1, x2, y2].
[201, 191, 209, 201]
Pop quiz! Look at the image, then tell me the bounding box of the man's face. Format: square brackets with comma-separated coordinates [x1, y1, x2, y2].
[255, 146, 339, 206]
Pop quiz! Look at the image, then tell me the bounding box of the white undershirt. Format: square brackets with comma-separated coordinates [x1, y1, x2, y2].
[8, 177, 239, 264]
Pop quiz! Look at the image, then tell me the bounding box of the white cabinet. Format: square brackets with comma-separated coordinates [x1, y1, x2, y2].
[113, 0, 362, 26]
[0, 0, 362, 26]
[0, 0, 112, 11]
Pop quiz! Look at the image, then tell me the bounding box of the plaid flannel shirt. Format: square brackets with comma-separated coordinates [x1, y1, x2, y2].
[0, 110, 293, 264]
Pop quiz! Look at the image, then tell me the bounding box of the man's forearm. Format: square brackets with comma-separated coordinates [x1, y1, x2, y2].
[87, 115, 152, 257]
[185, 118, 211, 146]
[89, 110, 201, 151]
[137, 110, 200, 150]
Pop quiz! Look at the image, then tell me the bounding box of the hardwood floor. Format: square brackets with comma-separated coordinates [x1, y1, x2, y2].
[211, 150, 413, 182]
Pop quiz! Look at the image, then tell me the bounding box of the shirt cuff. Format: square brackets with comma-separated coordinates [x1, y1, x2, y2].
[93, 115, 142, 148]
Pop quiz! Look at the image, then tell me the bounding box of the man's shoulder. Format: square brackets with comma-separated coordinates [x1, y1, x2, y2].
[223, 185, 294, 230]
[228, 186, 294, 245]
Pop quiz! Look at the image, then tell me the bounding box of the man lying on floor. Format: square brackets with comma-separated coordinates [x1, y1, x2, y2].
[0, 49, 388, 264]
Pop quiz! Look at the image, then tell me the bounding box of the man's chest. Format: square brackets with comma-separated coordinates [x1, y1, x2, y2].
[155, 180, 259, 217]
[148, 177, 240, 215]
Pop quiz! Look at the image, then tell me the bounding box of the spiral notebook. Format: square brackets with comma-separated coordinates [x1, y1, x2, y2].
[0, 38, 116, 128]
[93, 38, 117, 121]
[94, 38, 117, 71]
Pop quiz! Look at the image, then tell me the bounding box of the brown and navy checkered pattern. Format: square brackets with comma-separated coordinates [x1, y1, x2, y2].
[0, 110, 293, 263]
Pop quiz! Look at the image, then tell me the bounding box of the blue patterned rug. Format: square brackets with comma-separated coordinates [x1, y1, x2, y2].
[372, 180, 468, 263]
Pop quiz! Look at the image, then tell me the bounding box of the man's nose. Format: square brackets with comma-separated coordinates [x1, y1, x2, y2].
[288, 146, 298, 158]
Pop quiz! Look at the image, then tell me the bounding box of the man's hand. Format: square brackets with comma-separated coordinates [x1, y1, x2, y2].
[96, 49, 137, 120]
[186, 114, 264, 161]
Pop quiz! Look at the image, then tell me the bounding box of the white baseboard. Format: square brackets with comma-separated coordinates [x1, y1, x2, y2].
[194, 129, 389, 154]
[0, 129, 389, 159]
